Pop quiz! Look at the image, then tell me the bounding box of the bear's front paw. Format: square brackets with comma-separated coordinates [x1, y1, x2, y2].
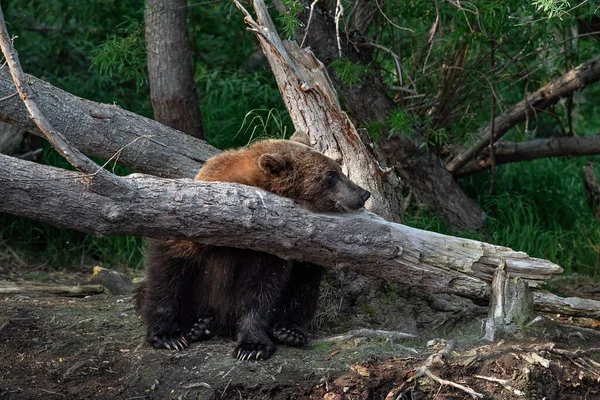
[149, 333, 188, 351]
[271, 326, 307, 347]
[233, 340, 276, 361]
[188, 316, 215, 342]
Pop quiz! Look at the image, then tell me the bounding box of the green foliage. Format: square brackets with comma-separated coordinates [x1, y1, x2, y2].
[408, 156, 600, 277]
[91, 18, 147, 90]
[330, 57, 372, 88]
[277, 0, 304, 39]
[198, 71, 292, 148]
[2, 0, 151, 115]
[532, 0, 572, 18]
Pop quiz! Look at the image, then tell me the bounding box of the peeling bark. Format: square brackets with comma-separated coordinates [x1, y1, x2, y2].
[235, 0, 403, 222]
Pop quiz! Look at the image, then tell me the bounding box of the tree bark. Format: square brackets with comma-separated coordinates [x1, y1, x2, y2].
[448, 55, 600, 174]
[235, 0, 403, 222]
[0, 68, 219, 178]
[1, 153, 570, 306]
[272, 0, 487, 232]
[145, 0, 204, 139]
[456, 135, 600, 177]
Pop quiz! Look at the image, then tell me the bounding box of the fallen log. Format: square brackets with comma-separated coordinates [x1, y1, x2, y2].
[0, 68, 219, 179]
[0, 153, 582, 316]
[0, 280, 105, 297]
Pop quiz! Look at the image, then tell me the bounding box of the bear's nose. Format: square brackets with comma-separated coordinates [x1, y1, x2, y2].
[361, 190, 371, 203]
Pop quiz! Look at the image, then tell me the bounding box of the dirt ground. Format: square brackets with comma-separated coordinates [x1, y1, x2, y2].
[2, 268, 600, 399]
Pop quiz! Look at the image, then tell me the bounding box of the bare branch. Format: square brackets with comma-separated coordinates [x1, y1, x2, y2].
[455, 135, 600, 177]
[447, 55, 600, 173]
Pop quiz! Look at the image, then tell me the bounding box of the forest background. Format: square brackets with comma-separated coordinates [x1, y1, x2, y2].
[1, 0, 600, 287]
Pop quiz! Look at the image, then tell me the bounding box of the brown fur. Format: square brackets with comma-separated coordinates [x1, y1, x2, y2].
[134, 132, 370, 360]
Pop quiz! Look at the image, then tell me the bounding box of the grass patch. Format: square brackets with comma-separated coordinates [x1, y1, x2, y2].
[406, 156, 600, 279]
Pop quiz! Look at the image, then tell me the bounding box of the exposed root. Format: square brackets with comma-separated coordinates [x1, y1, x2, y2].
[407, 339, 484, 399]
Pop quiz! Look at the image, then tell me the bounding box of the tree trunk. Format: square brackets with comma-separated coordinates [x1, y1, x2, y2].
[234, 0, 403, 222]
[272, 0, 487, 232]
[583, 162, 600, 221]
[145, 0, 204, 139]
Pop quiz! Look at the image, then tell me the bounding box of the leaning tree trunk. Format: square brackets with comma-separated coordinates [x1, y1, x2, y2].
[272, 0, 487, 232]
[234, 0, 403, 222]
[145, 0, 204, 139]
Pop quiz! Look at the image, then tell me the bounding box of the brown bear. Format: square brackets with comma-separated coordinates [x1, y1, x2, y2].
[134, 132, 370, 360]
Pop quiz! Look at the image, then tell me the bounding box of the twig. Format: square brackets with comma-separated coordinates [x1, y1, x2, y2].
[300, 0, 319, 48]
[374, 0, 413, 32]
[425, 369, 484, 399]
[40, 389, 65, 397]
[334, 0, 344, 58]
[315, 328, 416, 343]
[408, 339, 484, 399]
[221, 377, 233, 397]
[423, 0, 441, 74]
[0, 91, 17, 102]
[363, 42, 403, 86]
[475, 375, 525, 396]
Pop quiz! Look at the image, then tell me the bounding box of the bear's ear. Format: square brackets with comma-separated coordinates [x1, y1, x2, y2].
[290, 130, 311, 146]
[258, 153, 288, 175]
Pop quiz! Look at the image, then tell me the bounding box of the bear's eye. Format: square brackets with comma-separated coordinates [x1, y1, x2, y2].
[326, 172, 340, 188]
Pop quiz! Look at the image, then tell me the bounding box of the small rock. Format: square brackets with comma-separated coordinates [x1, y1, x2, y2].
[88, 266, 134, 295]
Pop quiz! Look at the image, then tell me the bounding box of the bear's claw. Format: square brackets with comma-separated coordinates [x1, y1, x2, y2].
[233, 341, 276, 361]
[150, 333, 188, 351]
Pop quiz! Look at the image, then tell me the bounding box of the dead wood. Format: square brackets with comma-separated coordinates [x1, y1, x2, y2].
[484, 261, 535, 341]
[3, 154, 587, 318]
[456, 135, 600, 177]
[0, 280, 105, 297]
[447, 55, 600, 174]
[0, 68, 219, 178]
[234, 0, 403, 222]
[408, 339, 485, 399]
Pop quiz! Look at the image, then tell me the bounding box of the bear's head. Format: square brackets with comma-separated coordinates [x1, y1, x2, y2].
[256, 131, 371, 213]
